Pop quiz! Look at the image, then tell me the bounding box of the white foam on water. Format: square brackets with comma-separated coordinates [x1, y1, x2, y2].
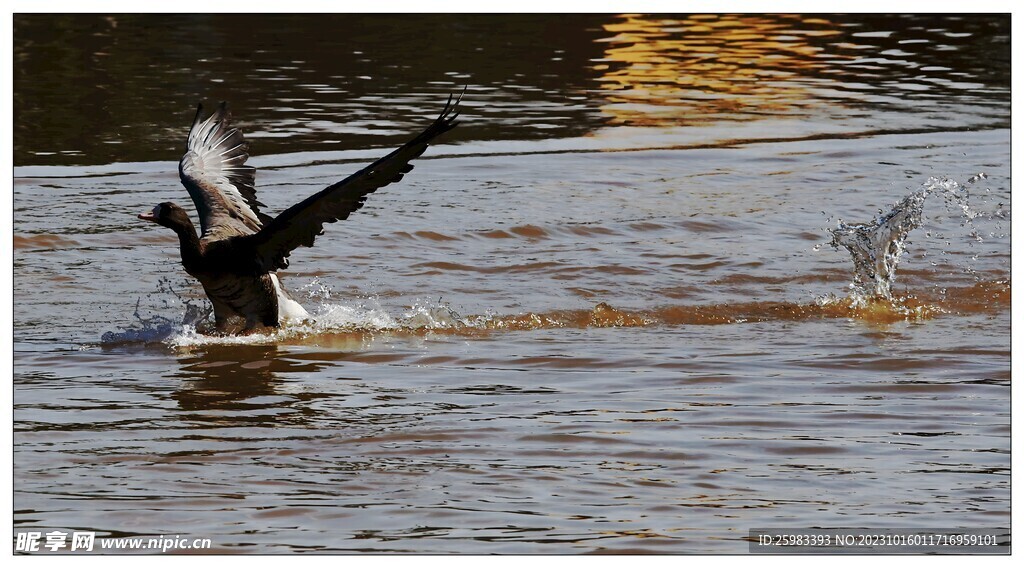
[100, 280, 480, 348]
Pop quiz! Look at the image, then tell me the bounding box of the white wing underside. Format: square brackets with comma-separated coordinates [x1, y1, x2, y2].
[179, 103, 266, 240]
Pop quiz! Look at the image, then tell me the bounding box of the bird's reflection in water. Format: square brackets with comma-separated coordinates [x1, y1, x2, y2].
[170, 344, 350, 426]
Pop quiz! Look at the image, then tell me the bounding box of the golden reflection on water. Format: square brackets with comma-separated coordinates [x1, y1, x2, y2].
[594, 14, 844, 126]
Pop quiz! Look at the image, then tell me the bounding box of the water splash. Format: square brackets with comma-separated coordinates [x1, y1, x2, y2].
[99, 277, 212, 345]
[299, 277, 334, 302]
[98, 277, 1009, 348]
[828, 175, 985, 303]
[830, 188, 928, 301]
[100, 285, 479, 347]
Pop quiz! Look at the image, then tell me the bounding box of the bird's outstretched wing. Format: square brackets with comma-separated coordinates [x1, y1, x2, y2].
[179, 102, 271, 240]
[244, 92, 462, 271]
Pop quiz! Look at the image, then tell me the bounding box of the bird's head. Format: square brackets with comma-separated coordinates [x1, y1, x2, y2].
[138, 202, 192, 231]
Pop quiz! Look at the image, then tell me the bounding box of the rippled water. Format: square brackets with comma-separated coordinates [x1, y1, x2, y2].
[13, 14, 1010, 553]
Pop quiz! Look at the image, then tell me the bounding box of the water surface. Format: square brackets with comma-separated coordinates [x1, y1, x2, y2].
[13, 14, 1010, 553]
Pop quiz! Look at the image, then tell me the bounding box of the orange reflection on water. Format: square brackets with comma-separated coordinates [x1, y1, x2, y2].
[594, 14, 845, 127]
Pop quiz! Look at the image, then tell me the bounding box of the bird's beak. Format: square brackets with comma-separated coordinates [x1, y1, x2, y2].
[138, 211, 157, 222]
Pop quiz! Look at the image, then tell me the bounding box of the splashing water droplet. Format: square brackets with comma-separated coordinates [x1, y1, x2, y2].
[300, 277, 333, 301]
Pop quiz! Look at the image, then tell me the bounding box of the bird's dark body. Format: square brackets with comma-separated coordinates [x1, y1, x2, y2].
[139, 92, 461, 334]
[197, 272, 279, 331]
[164, 213, 280, 332]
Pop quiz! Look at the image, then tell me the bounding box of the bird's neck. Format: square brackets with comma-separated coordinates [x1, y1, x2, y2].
[172, 220, 203, 268]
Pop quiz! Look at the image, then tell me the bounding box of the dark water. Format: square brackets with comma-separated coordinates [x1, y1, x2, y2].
[13, 14, 1010, 553]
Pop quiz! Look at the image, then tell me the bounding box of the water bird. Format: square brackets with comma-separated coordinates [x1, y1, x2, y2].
[138, 93, 462, 333]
